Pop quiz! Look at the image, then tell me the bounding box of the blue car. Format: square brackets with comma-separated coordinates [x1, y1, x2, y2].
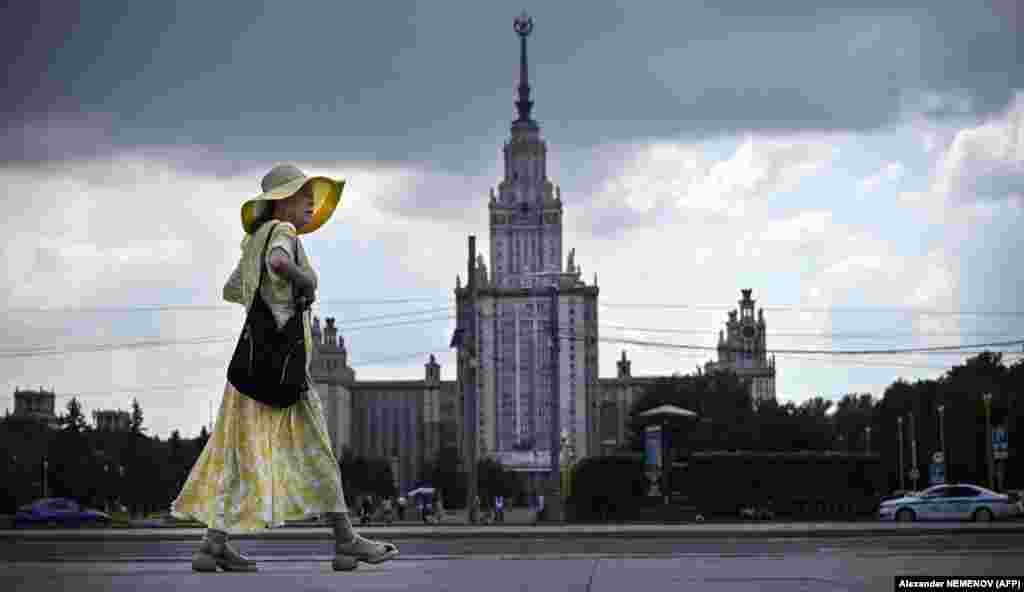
[14, 498, 112, 528]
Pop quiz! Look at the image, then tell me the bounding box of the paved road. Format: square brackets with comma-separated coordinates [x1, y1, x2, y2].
[3, 531, 1021, 591]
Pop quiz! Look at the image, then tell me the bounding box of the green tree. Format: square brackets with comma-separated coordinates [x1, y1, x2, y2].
[368, 458, 397, 499]
[832, 393, 878, 452]
[130, 398, 146, 434]
[477, 458, 525, 502]
[624, 371, 751, 454]
[568, 455, 648, 521]
[426, 445, 466, 508]
[872, 351, 1016, 492]
[59, 397, 89, 433]
[792, 396, 833, 451]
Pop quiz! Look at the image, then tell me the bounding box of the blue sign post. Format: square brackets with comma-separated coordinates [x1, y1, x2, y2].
[644, 425, 662, 496]
[929, 462, 946, 485]
[644, 425, 662, 468]
[993, 426, 1008, 460]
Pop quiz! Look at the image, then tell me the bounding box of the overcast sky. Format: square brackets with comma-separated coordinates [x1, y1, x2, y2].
[2, 1, 1022, 440]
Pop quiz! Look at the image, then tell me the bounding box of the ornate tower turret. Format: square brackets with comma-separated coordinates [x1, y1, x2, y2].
[489, 11, 565, 289]
[706, 290, 776, 403]
[312, 315, 322, 345]
[616, 350, 632, 379]
[425, 353, 441, 387]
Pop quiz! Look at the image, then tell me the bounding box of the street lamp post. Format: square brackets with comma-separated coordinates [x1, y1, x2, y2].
[937, 404, 947, 482]
[118, 465, 126, 515]
[42, 457, 48, 499]
[897, 417, 905, 491]
[909, 412, 918, 491]
[984, 393, 995, 490]
[104, 464, 110, 513]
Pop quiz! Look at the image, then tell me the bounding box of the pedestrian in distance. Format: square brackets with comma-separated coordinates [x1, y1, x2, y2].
[472, 495, 482, 523]
[495, 495, 505, 523]
[361, 496, 373, 526]
[397, 496, 407, 521]
[435, 494, 445, 524]
[170, 164, 398, 573]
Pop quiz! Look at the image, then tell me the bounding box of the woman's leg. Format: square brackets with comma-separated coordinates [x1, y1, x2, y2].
[192, 528, 258, 572]
[325, 511, 399, 571]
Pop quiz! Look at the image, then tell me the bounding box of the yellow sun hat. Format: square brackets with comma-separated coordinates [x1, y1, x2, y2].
[240, 163, 344, 235]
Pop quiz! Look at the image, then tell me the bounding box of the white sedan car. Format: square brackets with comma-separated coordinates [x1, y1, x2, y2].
[879, 483, 1020, 522]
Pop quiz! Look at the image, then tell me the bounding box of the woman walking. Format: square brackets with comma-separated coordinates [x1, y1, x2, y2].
[170, 164, 398, 572]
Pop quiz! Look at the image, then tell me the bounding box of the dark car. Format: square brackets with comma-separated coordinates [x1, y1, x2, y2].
[13, 498, 112, 528]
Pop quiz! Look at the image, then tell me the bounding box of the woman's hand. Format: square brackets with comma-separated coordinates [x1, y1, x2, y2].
[269, 247, 317, 292]
[296, 285, 316, 310]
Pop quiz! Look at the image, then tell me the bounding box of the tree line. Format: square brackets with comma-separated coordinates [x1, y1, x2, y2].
[0, 397, 527, 515]
[620, 351, 1023, 493]
[3, 351, 1018, 516]
[564, 351, 1022, 520]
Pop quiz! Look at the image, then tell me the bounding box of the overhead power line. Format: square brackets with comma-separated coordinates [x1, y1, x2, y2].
[5, 297, 1022, 317]
[342, 315, 454, 333]
[0, 310, 1017, 360]
[600, 324, 1024, 340]
[549, 328, 1024, 355]
[0, 315, 456, 359]
[574, 334, 1024, 355]
[1, 349, 457, 402]
[0, 297, 452, 315]
[600, 302, 1024, 317]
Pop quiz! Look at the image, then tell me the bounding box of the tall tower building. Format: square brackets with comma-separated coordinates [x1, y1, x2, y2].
[457, 14, 599, 487]
[705, 289, 777, 402]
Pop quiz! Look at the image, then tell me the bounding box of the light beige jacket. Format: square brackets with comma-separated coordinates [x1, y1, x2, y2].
[223, 220, 317, 370]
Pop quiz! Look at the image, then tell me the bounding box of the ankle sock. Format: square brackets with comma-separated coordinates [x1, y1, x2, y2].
[206, 528, 228, 545]
[326, 512, 356, 543]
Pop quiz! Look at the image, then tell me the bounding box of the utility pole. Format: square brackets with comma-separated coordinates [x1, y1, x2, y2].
[984, 393, 995, 490]
[548, 284, 562, 522]
[909, 411, 918, 491]
[897, 416, 904, 491]
[464, 236, 479, 522]
[938, 404, 947, 482]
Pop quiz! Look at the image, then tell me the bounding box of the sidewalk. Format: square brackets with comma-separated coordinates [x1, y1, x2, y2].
[3, 519, 1022, 542]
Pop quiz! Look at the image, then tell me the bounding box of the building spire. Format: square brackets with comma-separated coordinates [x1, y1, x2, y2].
[513, 11, 535, 124]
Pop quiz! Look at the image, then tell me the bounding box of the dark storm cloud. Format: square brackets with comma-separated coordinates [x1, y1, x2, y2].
[1, 1, 83, 122]
[1, 1, 1020, 172]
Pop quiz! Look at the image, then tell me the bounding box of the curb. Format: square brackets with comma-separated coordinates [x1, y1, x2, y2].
[2, 522, 1023, 542]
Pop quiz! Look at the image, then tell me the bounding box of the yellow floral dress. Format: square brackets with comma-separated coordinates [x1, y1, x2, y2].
[170, 220, 348, 533]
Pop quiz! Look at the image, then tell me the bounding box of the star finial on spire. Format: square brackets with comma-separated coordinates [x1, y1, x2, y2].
[513, 12, 535, 123]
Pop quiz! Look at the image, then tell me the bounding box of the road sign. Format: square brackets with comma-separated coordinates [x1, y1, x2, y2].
[909, 467, 920, 481]
[929, 462, 946, 485]
[993, 426, 1008, 452]
[644, 425, 662, 469]
[932, 451, 944, 464]
[995, 450, 1009, 460]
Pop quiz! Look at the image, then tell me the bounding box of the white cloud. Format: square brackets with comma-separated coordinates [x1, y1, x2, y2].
[574, 133, 838, 238]
[930, 92, 1024, 206]
[857, 161, 905, 198]
[1, 111, 1010, 438]
[898, 90, 1024, 219]
[685, 135, 837, 213]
